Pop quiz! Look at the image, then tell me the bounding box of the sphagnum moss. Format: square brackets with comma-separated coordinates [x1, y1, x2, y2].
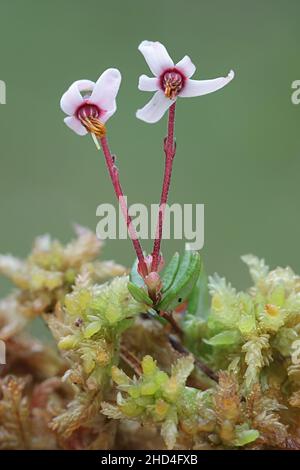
[1, 232, 300, 449]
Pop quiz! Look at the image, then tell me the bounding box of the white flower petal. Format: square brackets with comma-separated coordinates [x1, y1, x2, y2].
[90, 68, 121, 113]
[60, 80, 95, 115]
[179, 70, 235, 98]
[138, 74, 159, 92]
[176, 55, 196, 78]
[138, 40, 174, 77]
[73, 79, 95, 94]
[60, 84, 83, 116]
[136, 91, 174, 123]
[64, 116, 88, 136]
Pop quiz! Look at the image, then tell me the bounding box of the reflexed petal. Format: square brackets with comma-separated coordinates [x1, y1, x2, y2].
[138, 40, 174, 76]
[60, 82, 85, 115]
[91, 68, 121, 113]
[73, 79, 95, 94]
[64, 116, 88, 136]
[179, 70, 235, 97]
[176, 55, 196, 78]
[136, 91, 174, 123]
[138, 74, 159, 92]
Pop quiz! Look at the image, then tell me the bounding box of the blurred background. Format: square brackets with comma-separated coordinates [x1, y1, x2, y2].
[0, 0, 300, 297]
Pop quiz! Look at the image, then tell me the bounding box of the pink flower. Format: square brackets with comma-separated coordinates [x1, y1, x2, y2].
[136, 41, 234, 123]
[60, 68, 121, 135]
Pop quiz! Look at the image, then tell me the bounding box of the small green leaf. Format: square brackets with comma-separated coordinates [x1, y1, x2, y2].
[128, 282, 153, 306]
[187, 280, 200, 315]
[142, 355, 157, 376]
[182, 264, 210, 351]
[58, 334, 80, 350]
[161, 252, 180, 293]
[234, 428, 259, 446]
[84, 320, 102, 338]
[204, 329, 241, 347]
[158, 249, 201, 311]
[187, 267, 210, 319]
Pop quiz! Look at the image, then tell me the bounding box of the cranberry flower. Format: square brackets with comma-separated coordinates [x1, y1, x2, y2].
[60, 68, 121, 136]
[60, 67, 149, 278]
[136, 40, 234, 123]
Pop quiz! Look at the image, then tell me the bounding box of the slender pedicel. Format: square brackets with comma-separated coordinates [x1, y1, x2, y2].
[82, 116, 148, 278]
[151, 102, 176, 272]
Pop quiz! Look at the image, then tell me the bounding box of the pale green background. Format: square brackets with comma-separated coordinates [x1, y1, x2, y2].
[0, 0, 300, 297]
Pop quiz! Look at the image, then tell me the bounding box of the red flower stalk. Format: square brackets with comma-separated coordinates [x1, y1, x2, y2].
[99, 135, 148, 278]
[151, 102, 176, 272]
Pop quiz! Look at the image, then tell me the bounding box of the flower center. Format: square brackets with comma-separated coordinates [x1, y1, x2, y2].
[76, 102, 100, 121]
[161, 69, 185, 99]
[76, 102, 106, 138]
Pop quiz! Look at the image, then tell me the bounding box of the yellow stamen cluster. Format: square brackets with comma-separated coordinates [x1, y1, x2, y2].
[163, 72, 183, 99]
[164, 82, 179, 99]
[81, 116, 106, 138]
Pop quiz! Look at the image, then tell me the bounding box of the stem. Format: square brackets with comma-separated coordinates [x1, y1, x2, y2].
[145, 309, 217, 384]
[157, 311, 218, 382]
[168, 335, 218, 383]
[120, 344, 142, 376]
[160, 310, 183, 338]
[99, 136, 148, 278]
[151, 102, 177, 272]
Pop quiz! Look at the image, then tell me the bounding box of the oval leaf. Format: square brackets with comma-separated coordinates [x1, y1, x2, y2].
[128, 282, 153, 306]
[158, 250, 202, 311]
[203, 329, 241, 347]
[161, 252, 180, 293]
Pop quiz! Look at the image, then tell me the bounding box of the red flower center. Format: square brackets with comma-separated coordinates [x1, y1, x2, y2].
[160, 68, 186, 99]
[76, 102, 101, 121]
